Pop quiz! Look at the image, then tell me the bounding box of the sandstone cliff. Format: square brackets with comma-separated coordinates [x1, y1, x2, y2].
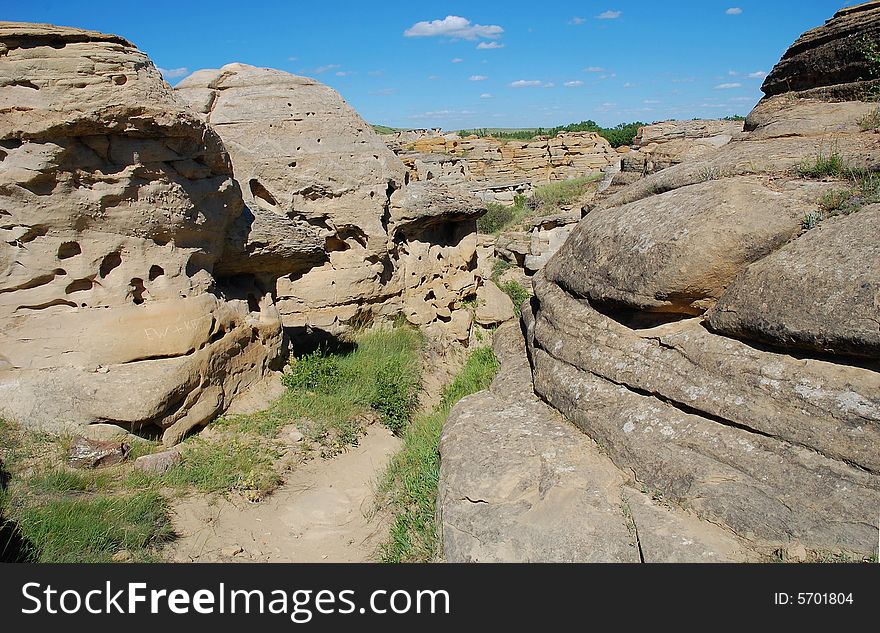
[0, 23, 286, 445]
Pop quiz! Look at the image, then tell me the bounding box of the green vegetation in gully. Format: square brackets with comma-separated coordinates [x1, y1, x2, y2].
[797, 147, 880, 229]
[378, 346, 499, 562]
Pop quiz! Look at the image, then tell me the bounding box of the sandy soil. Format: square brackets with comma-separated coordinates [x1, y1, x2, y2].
[166, 425, 401, 563]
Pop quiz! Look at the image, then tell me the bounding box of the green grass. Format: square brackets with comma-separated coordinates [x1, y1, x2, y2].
[476, 175, 600, 235]
[7, 491, 172, 562]
[490, 258, 511, 283]
[477, 197, 527, 234]
[378, 346, 499, 563]
[798, 150, 849, 179]
[371, 124, 404, 135]
[858, 107, 880, 132]
[499, 280, 531, 317]
[533, 174, 601, 209]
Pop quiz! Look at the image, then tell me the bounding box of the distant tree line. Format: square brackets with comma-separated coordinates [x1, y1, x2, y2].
[458, 120, 647, 147]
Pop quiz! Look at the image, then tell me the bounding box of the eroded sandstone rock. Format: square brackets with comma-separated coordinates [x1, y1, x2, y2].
[0, 23, 284, 444]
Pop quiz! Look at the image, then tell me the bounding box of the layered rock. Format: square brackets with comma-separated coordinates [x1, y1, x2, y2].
[0, 23, 284, 444]
[762, 0, 880, 100]
[622, 119, 743, 175]
[389, 130, 618, 193]
[438, 322, 754, 562]
[521, 7, 880, 557]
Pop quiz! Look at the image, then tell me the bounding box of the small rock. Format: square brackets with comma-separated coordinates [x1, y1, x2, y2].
[81, 423, 130, 442]
[67, 436, 130, 469]
[112, 550, 132, 562]
[220, 546, 243, 557]
[787, 542, 808, 562]
[133, 449, 182, 474]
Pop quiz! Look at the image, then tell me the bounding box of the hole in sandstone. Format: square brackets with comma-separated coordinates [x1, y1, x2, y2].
[247, 293, 260, 313]
[99, 251, 122, 278]
[17, 225, 48, 244]
[129, 278, 146, 304]
[112, 75, 127, 85]
[249, 179, 279, 208]
[590, 300, 692, 330]
[185, 251, 212, 278]
[57, 241, 81, 259]
[65, 278, 93, 294]
[209, 324, 226, 344]
[316, 138, 322, 144]
[151, 232, 171, 246]
[148, 265, 164, 281]
[325, 235, 350, 252]
[288, 161, 297, 168]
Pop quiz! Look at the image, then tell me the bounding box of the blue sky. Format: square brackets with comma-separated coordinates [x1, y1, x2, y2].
[4, 1, 847, 129]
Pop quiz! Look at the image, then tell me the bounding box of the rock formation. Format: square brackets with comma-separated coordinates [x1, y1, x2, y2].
[176, 65, 488, 341]
[387, 130, 618, 204]
[439, 3, 880, 559]
[0, 23, 285, 444]
[622, 119, 743, 175]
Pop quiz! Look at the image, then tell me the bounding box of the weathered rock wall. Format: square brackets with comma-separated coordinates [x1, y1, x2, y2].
[0, 23, 285, 444]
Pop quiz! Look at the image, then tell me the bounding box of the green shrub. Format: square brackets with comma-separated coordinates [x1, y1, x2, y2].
[281, 350, 346, 392]
[371, 360, 420, 434]
[477, 202, 520, 234]
[499, 280, 530, 317]
[491, 258, 511, 282]
[802, 211, 822, 230]
[533, 175, 599, 209]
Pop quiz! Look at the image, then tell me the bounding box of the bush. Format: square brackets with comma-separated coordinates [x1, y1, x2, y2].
[371, 360, 420, 434]
[499, 280, 530, 317]
[490, 258, 511, 282]
[858, 107, 880, 131]
[798, 150, 848, 179]
[281, 350, 346, 392]
[477, 201, 523, 234]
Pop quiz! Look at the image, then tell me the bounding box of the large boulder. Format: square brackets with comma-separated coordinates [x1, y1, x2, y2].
[547, 177, 815, 315]
[0, 23, 284, 444]
[707, 205, 880, 359]
[176, 64, 408, 332]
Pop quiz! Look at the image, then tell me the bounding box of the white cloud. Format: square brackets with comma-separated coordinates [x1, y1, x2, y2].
[158, 67, 189, 79]
[313, 64, 341, 74]
[477, 41, 505, 49]
[569, 16, 586, 25]
[335, 71, 354, 77]
[747, 70, 767, 79]
[584, 66, 605, 72]
[672, 77, 695, 83]
[404, 15, 503, 40]
[287, 56, 298, 62]
[715, 82, 742, 89]
[564, 80, 584, 87]
[543, 82, 555, 88]
[480, 93, 493, 99]
[469, 75, 488, 81]
[726, 7, 743, 15]
[451, 58, 464, 63]
[596, 10, 622, 19]
[644, 99, 660, 104]
[623, 81, 636, 88]
[509, 80, 543, 88]
[728, 70, 738, 76]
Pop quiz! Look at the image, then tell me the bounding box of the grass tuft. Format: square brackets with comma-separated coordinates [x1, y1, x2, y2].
[499, 280, 531, 317]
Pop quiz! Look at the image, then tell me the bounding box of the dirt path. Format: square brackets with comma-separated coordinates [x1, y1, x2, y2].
[166, 425, 401, 563]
